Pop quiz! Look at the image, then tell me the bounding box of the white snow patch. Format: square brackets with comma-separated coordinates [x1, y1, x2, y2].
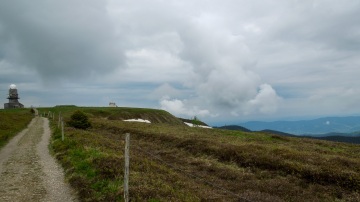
[184, 122, 212, 129]
[184, 122, 193, 127]
[124, 119, 151, 123]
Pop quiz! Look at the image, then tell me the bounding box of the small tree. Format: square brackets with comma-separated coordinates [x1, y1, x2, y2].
[67, 110, 91, 129]
[191, 116, 202, 127]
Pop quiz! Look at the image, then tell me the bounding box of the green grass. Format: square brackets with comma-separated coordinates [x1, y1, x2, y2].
[46, 107, 360, 201]
[0, 108, 33, 148]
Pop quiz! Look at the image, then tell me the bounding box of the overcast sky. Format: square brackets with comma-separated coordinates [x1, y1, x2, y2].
[1, 0, 360, 125]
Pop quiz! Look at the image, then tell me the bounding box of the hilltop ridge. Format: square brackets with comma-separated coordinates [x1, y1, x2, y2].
[84, 107, 185, 125]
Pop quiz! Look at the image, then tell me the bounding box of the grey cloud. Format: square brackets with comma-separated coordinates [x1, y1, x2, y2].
[269, 1, 360, 52]
[0, 0, 123, 83]
[149, 83, 184, 100]
[108, 0, 282, 116]
[175, 14, 280, 114]
[1, 0, 360, 121]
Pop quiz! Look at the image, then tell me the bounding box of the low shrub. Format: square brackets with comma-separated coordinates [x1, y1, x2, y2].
[67, 110, 91, 130]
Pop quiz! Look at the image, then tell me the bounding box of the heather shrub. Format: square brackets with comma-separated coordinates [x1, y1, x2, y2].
[67, 110, 91, 129]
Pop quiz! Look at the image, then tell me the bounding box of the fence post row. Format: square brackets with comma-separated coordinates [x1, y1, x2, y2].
[124, 133, 130, 202]
[42, 112, 130, 200]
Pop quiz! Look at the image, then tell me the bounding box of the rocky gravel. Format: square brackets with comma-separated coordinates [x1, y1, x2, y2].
[0, 117, 78, 202]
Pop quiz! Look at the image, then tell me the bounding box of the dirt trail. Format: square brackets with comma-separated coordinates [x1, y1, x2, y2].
[0, 117, 77, 202]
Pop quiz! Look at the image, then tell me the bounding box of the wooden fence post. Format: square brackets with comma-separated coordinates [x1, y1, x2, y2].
[124, 133, 130, 202]
[61, 117, 64, 141]
[58, 112, 61, 128]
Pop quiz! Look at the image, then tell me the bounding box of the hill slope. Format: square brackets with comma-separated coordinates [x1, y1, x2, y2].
[84, 107, 185, 125]
[48, 106, 185, 125]
[0, 108, 33, 148]
[41, 107, 360, 201]
[215, 125, 252, 132]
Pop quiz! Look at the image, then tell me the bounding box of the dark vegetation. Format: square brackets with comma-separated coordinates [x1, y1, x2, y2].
[38, 106, 360, 201]
[310, 136, 360, 144]
[0, 108, 33, 148]
[67, 110, 92, 129]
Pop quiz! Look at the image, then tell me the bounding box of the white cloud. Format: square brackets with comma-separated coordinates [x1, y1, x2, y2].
[247, 84, 282, 114]
[160, 97, 210, 118]
[197, 67, 261, 108]
[149, 83, 184, 100]
[243, 23, 262, 34]
[122, 48, 193, 83]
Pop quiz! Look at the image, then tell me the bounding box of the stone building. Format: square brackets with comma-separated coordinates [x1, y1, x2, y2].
[4, 84, 24, 109]
[109, 102, 118, 107]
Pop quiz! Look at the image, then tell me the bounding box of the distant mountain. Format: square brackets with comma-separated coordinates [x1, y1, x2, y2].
[259, 129, 360, 145]
[216, 125, 251, 132]
[215, 124, 360, 144]
[240, 116, 360, 135]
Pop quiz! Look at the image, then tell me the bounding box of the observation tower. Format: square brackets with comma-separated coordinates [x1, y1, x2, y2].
[4, 84, 24, 109]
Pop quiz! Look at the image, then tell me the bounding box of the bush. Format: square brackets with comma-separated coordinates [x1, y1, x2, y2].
[67, 110, 91, 129]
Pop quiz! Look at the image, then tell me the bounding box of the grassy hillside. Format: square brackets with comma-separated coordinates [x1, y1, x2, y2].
[44, 107, 360, 201]
[0, 108, 33, 148]
[42, 106, 184, 125]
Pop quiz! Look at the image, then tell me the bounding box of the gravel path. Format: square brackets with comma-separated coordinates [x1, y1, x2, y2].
[0, 117, 78, 202]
